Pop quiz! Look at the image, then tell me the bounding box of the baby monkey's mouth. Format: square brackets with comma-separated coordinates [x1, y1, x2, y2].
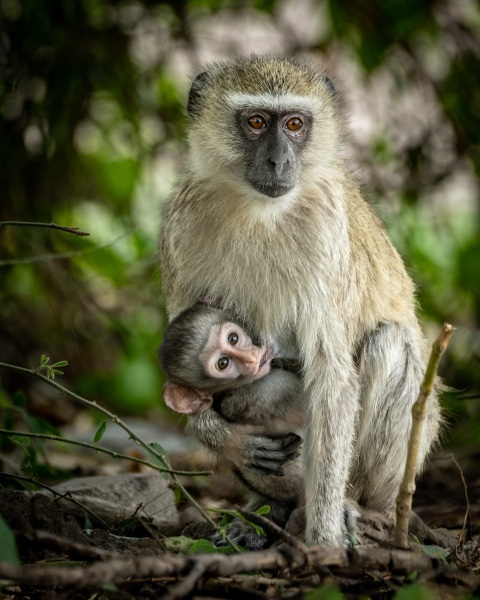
[259, 343, 276, 369]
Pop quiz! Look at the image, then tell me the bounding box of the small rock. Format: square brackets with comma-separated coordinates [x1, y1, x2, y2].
[44, 472, 178, 529]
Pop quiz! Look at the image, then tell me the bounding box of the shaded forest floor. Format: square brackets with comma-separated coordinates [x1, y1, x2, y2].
[0, 445, 479, 599]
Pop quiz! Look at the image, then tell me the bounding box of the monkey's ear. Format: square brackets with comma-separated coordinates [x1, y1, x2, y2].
[162, 381, 213, 416]
[323, 75, 335, 97]
[187, 71, 209, 117]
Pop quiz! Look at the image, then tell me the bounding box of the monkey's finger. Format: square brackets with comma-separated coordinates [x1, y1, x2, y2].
[263, 433, 303, 450]
[253, 433, 302, 452]
[250, 445, 300, 461]
[249, 460, 286, 476]
[249, 450, 301, 473]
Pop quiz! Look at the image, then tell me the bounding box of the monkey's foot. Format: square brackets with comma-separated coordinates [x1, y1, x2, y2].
[210, 519, 268, 551]
[287, 499, 359, 547]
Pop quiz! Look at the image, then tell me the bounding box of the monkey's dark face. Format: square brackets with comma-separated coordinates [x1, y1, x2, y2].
[237, 109, 311, 198]
[187, 58, 339, 204]
[200, 320, 276, 383]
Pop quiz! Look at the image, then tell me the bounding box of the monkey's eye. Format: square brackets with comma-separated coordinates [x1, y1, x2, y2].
[227, 332, 239, 346]
[248, 115, 266, 130]
[217, 356, 230, 370]
[286, 117, 303, 131]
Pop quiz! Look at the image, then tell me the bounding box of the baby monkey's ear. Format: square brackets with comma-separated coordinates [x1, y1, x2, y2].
[162, 381, 213, 416]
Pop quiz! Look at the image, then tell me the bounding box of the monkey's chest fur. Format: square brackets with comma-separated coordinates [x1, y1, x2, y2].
[162, 178, 369, 352]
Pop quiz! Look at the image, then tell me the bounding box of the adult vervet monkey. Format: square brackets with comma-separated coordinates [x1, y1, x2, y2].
[159, 55, 441, 546]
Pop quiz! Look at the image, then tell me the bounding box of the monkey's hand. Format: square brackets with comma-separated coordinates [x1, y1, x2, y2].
[245, 433, 302, 476]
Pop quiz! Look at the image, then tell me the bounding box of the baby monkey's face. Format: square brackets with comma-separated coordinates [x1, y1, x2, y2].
[200, 321, 275, 382]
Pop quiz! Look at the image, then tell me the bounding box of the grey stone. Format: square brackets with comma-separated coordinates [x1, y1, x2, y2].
[43, 472, 178, 529]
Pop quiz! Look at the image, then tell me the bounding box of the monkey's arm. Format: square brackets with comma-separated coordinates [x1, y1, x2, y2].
[218, 369, 303, 428]
[186, 408, 302, 477]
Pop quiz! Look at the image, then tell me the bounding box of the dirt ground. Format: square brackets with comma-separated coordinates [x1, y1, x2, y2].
[0, 446, 479, 599]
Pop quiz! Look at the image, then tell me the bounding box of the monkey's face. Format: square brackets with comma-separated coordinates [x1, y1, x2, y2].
[200, 321, 276, 383]
[237, 109, 311, 198]
[186, 56, 339, 205]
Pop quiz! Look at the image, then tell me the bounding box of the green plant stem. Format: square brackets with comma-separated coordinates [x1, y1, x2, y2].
[395, 322, 455, 547]
[0, 428, 211, 476]
[0, 472, 109, 528]
[0, 221, 90, 237]
[0, 361, 240, 552]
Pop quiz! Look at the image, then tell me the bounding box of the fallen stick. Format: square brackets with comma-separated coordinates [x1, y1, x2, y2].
[0, 544, 473, 590]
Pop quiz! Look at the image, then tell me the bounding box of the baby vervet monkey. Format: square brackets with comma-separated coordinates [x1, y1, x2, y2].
[158, 303, 305, 543]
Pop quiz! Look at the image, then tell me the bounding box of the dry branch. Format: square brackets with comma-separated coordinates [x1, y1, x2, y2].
[0, 545, 476, 591]
[395, 322, 455, 547]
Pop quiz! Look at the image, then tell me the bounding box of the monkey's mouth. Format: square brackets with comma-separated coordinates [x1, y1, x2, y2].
[253, 181, 294, 198]
[259, 343, 275, 369]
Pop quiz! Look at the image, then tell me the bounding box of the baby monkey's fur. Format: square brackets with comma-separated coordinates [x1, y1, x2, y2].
[159, 304, 305, 547]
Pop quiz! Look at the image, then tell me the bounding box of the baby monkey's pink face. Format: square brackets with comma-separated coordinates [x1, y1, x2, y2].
[200, 321, 275, 382]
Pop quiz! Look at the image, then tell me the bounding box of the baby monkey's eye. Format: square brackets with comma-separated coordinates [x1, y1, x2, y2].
[228, 332, 239, 345]
[217, 356, 230, 370]
[248, 115, 266, 129]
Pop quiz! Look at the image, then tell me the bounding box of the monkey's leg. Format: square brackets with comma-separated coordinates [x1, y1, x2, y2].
[302, 355, 360, 547]
[212, 455, 303, 551]
[350, 322, 441, 510]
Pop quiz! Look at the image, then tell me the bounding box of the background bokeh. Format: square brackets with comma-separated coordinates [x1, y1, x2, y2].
[1, 0, 479, 451]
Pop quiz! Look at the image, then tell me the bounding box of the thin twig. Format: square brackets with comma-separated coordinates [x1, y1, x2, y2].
[0, 230, 132, 266]
[0, 361, 240, 552]
[0, 428, 210, 476]
[395, 322, 455, 547]
[0, 472, 109, 528]
[451, 453, 471, 543]
[0, 221, 90, 236]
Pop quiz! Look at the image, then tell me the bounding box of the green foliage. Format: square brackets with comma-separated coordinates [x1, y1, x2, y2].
[163, 535, 237, 554]
[187, 538, 234, 554]
[0, 393, 70, 481]
[304, 584, 345, 600]
[146, 441, 172, 479]
[93, 421, 107, 443]
[0, 515, 20, 565]
[420, 545, 450, 562]
[35, 355, 68, 380]
[393, 584, 437, 600]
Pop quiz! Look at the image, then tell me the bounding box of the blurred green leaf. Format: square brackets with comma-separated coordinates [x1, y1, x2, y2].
[255, 505, 271, 515]
[421, 545, 450, 562]
[0, 515, 20, 565]
[93, 421, 107, 443]
[10, 435, 31, 447]
[393, 584, 437, 600]
[457, 242, 480, 299]
[304, 585, 345, 600]
[147, 441, 171, 479]
[164, 535, 196, 553]
[113, 358, 162, 412]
